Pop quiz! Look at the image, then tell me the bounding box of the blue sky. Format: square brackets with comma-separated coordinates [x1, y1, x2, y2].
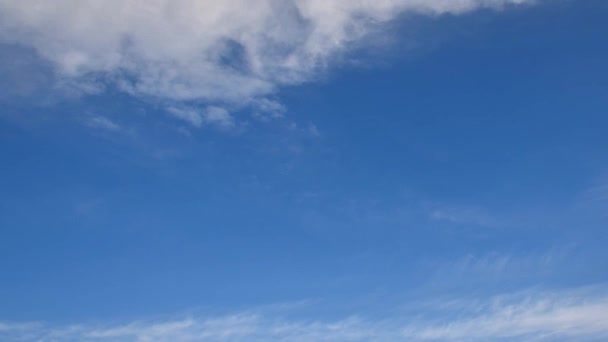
[1, 0, 607, 341]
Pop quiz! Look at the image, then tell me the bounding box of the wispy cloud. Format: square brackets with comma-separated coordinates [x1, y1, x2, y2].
[168, 106, 236, 130]
[2, 285, 607, 341]
[402, 286, 608, 341]
[251, 98, 286, 121]
[578, 177, 608, 217]
[0, 0, 532, 122]
[84, 115, 122, 132]
[421, 248, 583, 295]
[429, 205, 497, 227]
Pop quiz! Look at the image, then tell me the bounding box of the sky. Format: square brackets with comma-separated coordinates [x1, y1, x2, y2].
[0, 0, 607, 341]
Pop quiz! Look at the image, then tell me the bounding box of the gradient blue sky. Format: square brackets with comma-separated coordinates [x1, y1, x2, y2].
[1, 0, 607, 341]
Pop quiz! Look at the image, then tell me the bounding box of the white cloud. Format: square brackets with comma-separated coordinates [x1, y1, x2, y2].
[85, 115, 122, 131]
[167, 107, 205, 127]
[2, 285, 607, 342]
[205, 106, 236, 130]
[402, 286, 608, 341]
[307, 123, 321, 137]
[0, 0, 532, 121]
[168, 106, 235, 130]
[429, 205, 496, 227]
[251, 98, 286, 121]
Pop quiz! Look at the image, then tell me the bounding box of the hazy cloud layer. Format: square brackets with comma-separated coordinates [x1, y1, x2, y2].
[0, 0, 530, 121]
[1, 285, 607, 341]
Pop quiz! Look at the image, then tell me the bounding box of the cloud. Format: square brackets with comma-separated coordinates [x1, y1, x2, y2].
[0, 0, 531, 122]
[251, 98, 286, 121]
[204, 106, 236, 130]
[2, 285, 608, 342]
[168, 106, 235, 130]
[85, 115, 122, 132]
[421, 248, 580, 293]
[307, 123, 321, 137]
[429, 205, 497, 227]
[577, 177, 608, 218]
[402, 286, 608, 341]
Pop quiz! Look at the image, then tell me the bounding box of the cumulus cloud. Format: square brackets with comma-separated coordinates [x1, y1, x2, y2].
[1, 285, 607, 341]
[0, 0, 531, 124]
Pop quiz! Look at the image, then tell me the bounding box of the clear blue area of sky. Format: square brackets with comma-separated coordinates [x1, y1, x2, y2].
[1, 0, 607, 326]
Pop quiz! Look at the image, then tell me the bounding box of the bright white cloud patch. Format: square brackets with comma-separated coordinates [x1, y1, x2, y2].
[1, 286, 607, 341]
[0, 0, 530, 123]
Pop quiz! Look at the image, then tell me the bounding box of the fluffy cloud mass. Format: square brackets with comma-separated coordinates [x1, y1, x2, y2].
[0, 0, 529, 112]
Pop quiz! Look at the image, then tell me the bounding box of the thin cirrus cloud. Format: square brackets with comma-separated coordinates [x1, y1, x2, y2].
[0, 0, 531, 126]
[401, 286, 608, 341]
[0, 285, 607, 341]
[84, 114, 123, 132]
[168, 106, 236, 130]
